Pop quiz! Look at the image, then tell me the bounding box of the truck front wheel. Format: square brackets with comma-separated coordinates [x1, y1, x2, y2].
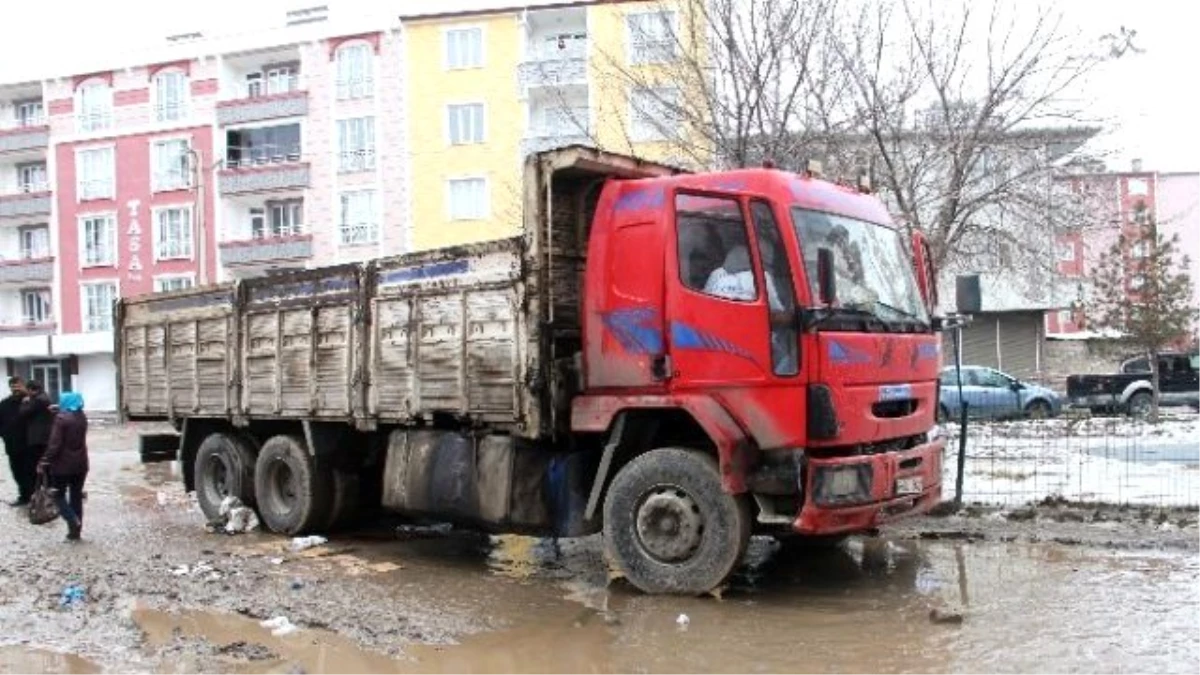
[195, 432, 257, 523]
[254, 435, 333, 535]
[603, 447, 751, 595]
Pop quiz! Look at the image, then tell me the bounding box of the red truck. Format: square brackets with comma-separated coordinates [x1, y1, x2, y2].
[118, 146, 945, 595]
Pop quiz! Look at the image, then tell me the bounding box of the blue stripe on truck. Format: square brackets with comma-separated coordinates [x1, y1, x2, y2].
[378, 259, 471, 287]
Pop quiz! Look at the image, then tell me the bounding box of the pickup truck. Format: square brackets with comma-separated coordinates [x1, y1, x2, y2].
[1066, 351, 1200, 416]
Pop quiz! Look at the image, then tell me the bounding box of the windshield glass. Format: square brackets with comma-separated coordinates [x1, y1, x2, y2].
[791, 208, 929, 324]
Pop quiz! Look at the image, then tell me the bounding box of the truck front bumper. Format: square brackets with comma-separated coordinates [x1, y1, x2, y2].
[793, 439, 944, 535]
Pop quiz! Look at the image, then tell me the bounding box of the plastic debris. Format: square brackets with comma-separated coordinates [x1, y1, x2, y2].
[260, 616, 299, 637]
[59, 585, 86, 608]
[290, 579, 304, 590]
[929, 607, 965, 625]
[215, 496, 260, 535]
[269, 557, 285, 566]
[676, 613, 690, 629]
[289, 535, 328, 552]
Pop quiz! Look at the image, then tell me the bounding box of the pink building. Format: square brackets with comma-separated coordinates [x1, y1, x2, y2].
[0, 10, 409, 411]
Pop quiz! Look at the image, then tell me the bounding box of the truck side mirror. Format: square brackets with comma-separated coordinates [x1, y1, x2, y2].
[817, 248, 836, 305]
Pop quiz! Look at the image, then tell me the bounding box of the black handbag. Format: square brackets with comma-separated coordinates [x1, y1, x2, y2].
[28, 474, 60, 526]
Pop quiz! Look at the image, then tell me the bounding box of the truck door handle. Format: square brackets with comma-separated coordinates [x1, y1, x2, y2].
[651, 354, 672, 381]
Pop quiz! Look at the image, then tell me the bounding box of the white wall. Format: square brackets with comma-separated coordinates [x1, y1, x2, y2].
[74, 353, 117, 413]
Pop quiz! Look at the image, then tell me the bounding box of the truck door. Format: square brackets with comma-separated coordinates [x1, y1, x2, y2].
[666, 191, 805, 447]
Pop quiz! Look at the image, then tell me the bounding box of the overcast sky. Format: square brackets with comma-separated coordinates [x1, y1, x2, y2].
[2, 0, 1196, 173]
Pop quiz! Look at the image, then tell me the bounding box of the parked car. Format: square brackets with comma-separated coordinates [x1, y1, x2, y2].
[1066, 351, 1200, 417]
[938, 366, 1063, 421]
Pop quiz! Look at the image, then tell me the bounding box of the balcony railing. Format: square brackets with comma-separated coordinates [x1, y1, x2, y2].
[336, 77, 374, 101]
[518, 39, 588, 93]
[0, 319, 55, 336]
[219, 147, 309, 195]
[217, 87, 308, 126]
[339, 148, 376, 173]
[0, 189, 52, 219]
[0, 256, 54, 284]
[77, 111, 113, 133]
[0, 120, 49, 154]
[220, 233, 313, 267]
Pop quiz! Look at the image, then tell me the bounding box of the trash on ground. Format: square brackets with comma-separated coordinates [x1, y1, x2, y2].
[209, 496, 260, 535]
[260, 616, 299, 637]
[268, 557, 285, 565]
[290, 579, 304, 590]
[59, 584, 86, 608]
[929, 607, 965, 625]
[289, 535, 328, 552]
[168, 561, 222, 581]
[676, 613, 690, 629]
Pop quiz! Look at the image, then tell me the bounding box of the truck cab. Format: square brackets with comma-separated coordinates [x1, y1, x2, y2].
[571, 166, 945, 591]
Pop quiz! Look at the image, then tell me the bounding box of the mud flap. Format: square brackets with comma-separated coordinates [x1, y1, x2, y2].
[139, 433, 180, 464]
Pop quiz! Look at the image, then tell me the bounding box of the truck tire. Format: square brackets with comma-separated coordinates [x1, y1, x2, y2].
[1126, 391, 1153, 418]
[254, 435, 333, 536]
[603, 447, 751, 595]
[323, 469, 361, 532]
[194, 433, 257, 523]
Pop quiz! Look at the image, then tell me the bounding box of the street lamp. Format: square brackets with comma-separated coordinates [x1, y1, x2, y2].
[187, 149, 224, 286]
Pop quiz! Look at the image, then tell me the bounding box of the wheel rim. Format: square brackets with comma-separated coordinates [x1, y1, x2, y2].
[204, 454, 230, 501]
[269, 459, 298, 513]
[634, 485, 704, 563]
[1130, 395, 1151, 417]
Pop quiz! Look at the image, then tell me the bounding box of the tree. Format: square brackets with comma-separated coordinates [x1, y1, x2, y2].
[1084, 214, 1199, 420]
[592, 0, 1136, 299]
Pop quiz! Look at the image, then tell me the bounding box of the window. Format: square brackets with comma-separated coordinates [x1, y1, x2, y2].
[750, 200, 798, 376]
[1056, 241, 1075, 262]
[76, 82, 113, 132]
[629, 86, 681, 141]
[1131, 240, 1149, 259]
[1122, 357, 1150, 374]
[83, 282, 117, 332]
[445, 27, 484, 69]
[246, 64, 299, 98]
[21, 289, 52, 324]
[1131, 200, 1150, 226]
[18, 226, 49, 259]
[15, 100, 43, 127]
[155, 207, 193, 260]
[80, 214, 116, 266]
[337, 117, 376, 172]
[77, 146, 115, 200]
[336, 44, 374, 100]
[1127, 178, 1148, 196]
[1057, 309, 1074, 327]
[154, 70, 189, 122]
[447, 104, 485, 145]
[675, 193, 757, 301]
[17, 163, 47, 192]
[447, 178, 487, 221]
[251, 201, 304, 239]
[152, 139, 191, 191]
[154, 276, 194, 293]
[1129, 273, 1145, 290]
[974, 369, 1012, 389]
[226, 124, 301, 168]
[339, 190, 378, 245]
[627, 11, 677, 64]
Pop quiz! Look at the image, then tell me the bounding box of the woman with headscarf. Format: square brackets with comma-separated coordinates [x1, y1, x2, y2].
[38, 391, 88, 541]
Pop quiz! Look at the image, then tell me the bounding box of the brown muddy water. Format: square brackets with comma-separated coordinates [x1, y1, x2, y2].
[0, 427, 1197, 674]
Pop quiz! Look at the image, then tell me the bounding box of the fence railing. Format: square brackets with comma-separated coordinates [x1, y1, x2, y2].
[943, 408, 1199, 507]
[225, 144, 302, 169]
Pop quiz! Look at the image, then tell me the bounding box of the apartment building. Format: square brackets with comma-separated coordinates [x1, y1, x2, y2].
[404, 0, 694, 249]
[0, 0, 692, 410]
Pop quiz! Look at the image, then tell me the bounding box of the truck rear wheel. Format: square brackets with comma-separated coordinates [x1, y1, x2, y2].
[603, 447, 751, 595]
[254, 435, 333, 535]
[195, 432, 257, 523]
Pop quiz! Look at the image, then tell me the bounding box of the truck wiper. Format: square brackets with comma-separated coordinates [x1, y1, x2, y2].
[869, 301, 929, 326]
[803, 305, 888, 332]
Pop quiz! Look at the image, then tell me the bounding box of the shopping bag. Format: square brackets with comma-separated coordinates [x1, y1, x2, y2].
[28, 476, 60, 526]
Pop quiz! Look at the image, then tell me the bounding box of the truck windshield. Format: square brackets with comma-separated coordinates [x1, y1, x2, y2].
[791, 208, 929, 326]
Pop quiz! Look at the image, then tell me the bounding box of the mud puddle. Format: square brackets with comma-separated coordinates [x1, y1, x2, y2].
[0, 647, 99, 674]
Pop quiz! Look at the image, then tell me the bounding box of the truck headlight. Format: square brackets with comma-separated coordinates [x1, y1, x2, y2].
[812, 464, 873, 506]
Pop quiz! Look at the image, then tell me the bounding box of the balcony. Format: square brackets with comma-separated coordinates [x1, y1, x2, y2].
[0, 188, 52, 220]
[217, 89, 309, 126]
[521, 132, 592, 159]
[219, 146, 309, 196]
[517, 41, 588, 94]
[0, 256, 54, 284]
[0, 121, 49, 155]
[0, 319, 55, 337]
[220, 234, 313, 267]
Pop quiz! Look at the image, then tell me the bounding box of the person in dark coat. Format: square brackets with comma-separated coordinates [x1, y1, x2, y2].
[0, 376, 30, 505]
[19, 380, 54, 500]
[39, 391, 88, 541]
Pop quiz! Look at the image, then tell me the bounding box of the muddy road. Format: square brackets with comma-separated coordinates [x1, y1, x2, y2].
[0, 425, 1197, 674]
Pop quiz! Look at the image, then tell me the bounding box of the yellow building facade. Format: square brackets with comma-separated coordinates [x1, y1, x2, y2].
[403, 0, 704, 251]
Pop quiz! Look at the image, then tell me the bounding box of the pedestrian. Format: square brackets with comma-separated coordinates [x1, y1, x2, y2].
[38, 391, 88, 541]
[0, 376, 30, 505]
[19, 380, 55, 499]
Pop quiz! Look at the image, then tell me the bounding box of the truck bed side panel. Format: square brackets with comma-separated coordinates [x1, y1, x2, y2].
[370, 242, 524, 426]
[240, 266, 363, 419]
[118, 285, 238, 419]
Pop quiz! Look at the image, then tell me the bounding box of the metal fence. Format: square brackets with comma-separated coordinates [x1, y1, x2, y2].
[944, 405, 1199, 507]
